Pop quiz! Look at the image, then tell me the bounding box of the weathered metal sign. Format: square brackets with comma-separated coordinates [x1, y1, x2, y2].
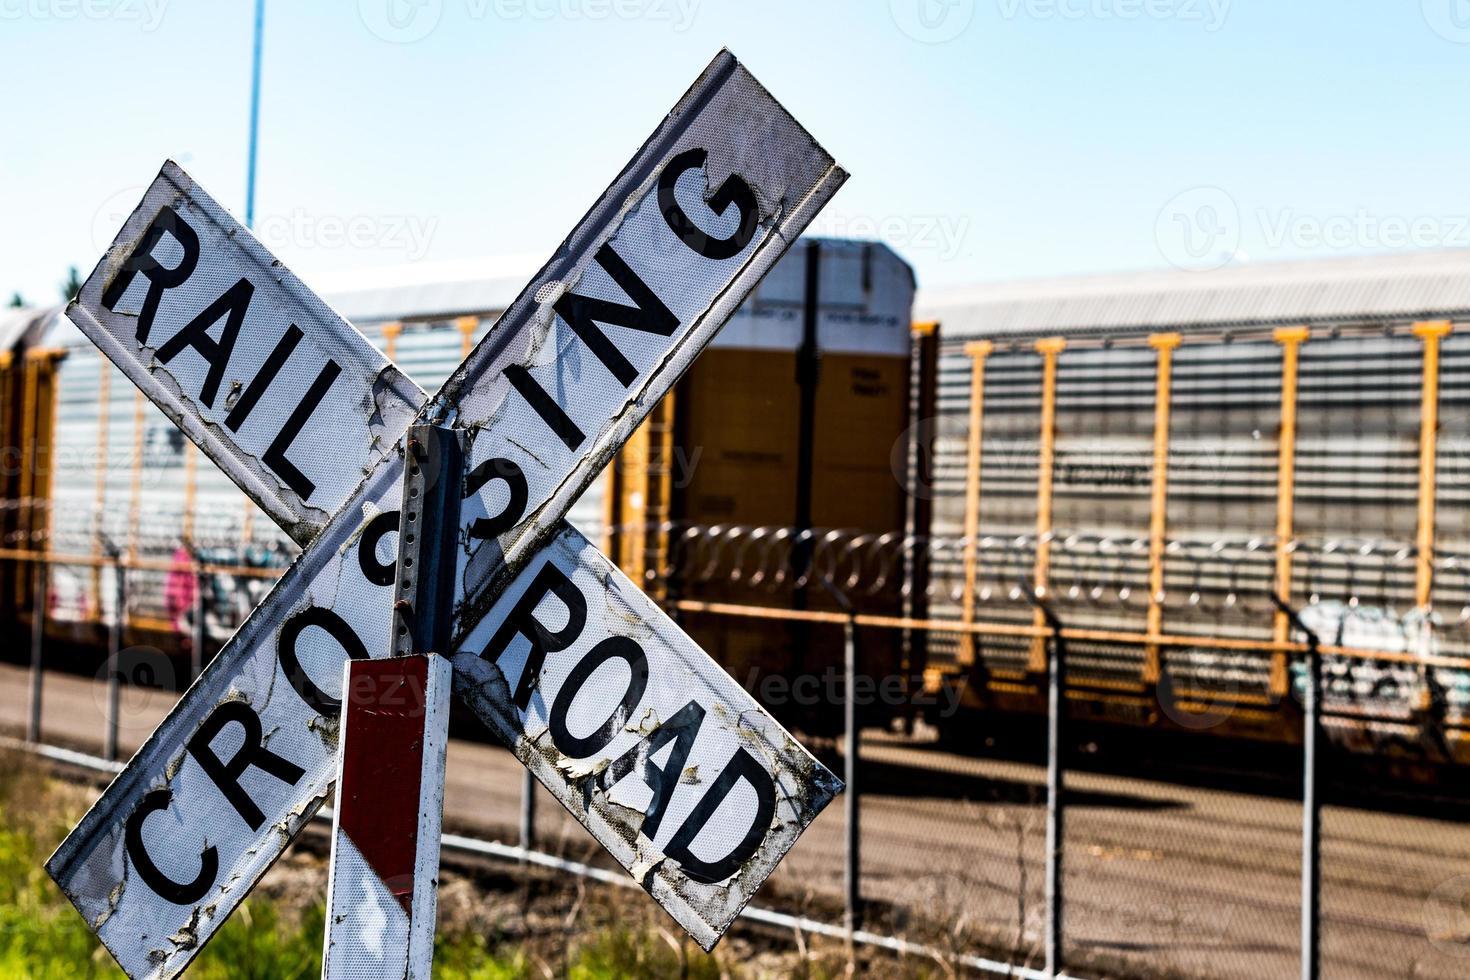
[49, 455, 407, 978]
[54, 158, 431, 977]
[427, 53, 845, 633]
[70, 161, 421, 545]
[456, 523, 841, 948]
[50, 50, 844, 978]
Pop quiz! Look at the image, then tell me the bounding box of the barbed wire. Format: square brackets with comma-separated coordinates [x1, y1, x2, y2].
[614, 520, 1467, 621]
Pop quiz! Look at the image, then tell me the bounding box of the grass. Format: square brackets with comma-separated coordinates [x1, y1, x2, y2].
[0, 752, 939, 978]
[0, 757, 324, 979]
[0, 754, 731, 978]
[0, 761, 118, 979]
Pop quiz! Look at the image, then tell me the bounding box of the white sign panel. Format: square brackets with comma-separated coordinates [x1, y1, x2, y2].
[68, 161, 421, 544]
[432, 51, 847, 633]
[50, 50, 844, 978]
[456, 524, 841, 948]
[48, 460, 407, 977]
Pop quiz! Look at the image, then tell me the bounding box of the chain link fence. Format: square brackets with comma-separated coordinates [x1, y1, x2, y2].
[10, 515, 1470, 977]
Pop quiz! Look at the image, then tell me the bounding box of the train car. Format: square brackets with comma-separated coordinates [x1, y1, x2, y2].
[10, 305, 300, 663]
[6, 238, 923, 724]
[333, 239, 922, 733]
[0, 304, 64, 623]
[917, 249, 1470, 778]
[602, 239, 920, 733]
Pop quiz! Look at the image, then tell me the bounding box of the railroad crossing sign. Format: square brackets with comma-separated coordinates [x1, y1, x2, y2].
[47, 51, 846, 979]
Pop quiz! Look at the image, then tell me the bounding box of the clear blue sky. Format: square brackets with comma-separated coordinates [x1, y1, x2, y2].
[3, 0, 1469, 305]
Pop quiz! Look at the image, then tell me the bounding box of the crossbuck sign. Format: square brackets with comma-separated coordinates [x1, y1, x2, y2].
[47, 51, 845, 978]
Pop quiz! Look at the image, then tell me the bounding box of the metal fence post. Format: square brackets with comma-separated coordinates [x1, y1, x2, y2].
[1027, 590, 1066, 979]
[1269, 592, 1321, 980]
[1301, 631, 1321, 980]
[844, 613, 861, 937]
[104, 561, 125, 761]
[27, 556, 47, 743]
[520, 769, 536, 860]
[1045, 621, 1066, 977]
[324, 423, 461, 978]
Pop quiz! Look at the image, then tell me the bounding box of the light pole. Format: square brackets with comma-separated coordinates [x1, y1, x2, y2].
[245, 0, 265, 229]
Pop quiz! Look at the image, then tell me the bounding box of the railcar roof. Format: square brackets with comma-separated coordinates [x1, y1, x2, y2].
[0, 304, 65, 352]
[917, 248, 1470, 342]
[315, 237, 915, 327]
[33, 241, 1468, 353]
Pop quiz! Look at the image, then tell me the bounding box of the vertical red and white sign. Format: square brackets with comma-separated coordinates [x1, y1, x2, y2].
[322, 654, 452, 979]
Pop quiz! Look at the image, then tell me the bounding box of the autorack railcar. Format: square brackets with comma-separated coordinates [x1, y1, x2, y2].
[917, 249, 1470, 774]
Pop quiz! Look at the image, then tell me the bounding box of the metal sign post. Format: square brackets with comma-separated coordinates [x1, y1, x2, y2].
[104, 562, 126, 762]
[323, 654, 451, 980]
[48, 51, 846, 979]
[322, 427, 461, 978]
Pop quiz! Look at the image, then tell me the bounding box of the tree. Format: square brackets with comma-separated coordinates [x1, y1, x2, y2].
[60, 266, 82, 302]
[7, 292, 22, 308]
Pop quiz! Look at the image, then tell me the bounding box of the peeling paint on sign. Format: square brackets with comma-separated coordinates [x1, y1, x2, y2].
[439, 53, 846, 639]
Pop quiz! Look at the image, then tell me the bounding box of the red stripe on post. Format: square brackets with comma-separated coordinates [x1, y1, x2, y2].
[337, 655, 430, 911]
